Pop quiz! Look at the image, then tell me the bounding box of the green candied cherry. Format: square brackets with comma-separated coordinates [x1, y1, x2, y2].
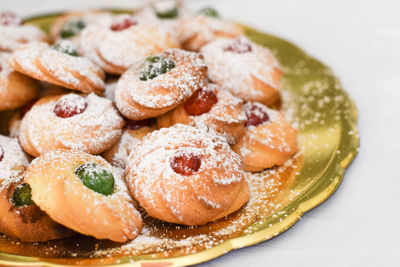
[60, 18, 86, 39]
[52, 40, 79, 57]
[12, 183, 34, 207]
[75, 163, 115, 196]
[154, 1, 179, 19]
[139, 55, 176, 81]
[198, 7, 220, 18]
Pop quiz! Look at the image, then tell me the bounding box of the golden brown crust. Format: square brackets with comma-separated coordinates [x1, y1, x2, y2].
[0, 176, 75, 242]
[232, 102, 298, 172]
[0, 52, 40, 111]
[19, 93, 124, 157]
[157, 84, 246, 144]
[126, 124, 249, 226]
[24, 150, 143, 242]
[10, 42, 105, 94]
[115, 49, 207, 120]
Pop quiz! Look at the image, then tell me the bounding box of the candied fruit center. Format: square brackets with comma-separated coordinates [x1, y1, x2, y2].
[224, 38, 253, 54]
[60, 18, 86, 39]
[198, 7, 220, 18]
[244, 103, 270, 127]
[111, 17, 137, 31]
[139, 55, 176, 81]
[0, 12, 22, 26]
[184, 89, 218, 116]
[0, 145, 4, 162]
[53, 94, 88, 118]
[170, 153, 201, 176]
[12, 183, 34, 207]
[154, 3, 178, 19]
[75, 163, 115, 196]
[0, 64, 2, 72]
[125, 118, 156, 130]
[52, 40, 78, 57]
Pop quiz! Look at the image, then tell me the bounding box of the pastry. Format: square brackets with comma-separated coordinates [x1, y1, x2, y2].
[115, 49, 207, 120]
[232, 102, 298, 172]
[0, 135, 74, 242]
[126, 124, 249, 226]
[0, 52, 40, 111]
[157, 83, 246, 144]
[11, 40, 105, 94]
[19, 93, 124, 157]
[0, 12, 48, 52]
[103, 118, 157, 169]
[201, 37, 283, 106]
[78, 13, 180, 74]
[178, 7, 243, 51]
[24, 149, 142, 242]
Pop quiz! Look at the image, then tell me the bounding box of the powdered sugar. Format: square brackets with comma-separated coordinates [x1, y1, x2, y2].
[0, 25, 47, 52]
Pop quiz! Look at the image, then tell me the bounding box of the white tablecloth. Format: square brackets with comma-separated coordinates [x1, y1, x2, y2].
[2, 0, 400, 266]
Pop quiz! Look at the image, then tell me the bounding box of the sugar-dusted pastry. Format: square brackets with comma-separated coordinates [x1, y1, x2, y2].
[0, 52, 40, 111]
[0, 135, 74, 242]
[232, 102, 298, 172]
[178, 7, 243, 51]
[103, 118, 157, 169]
[0, 12, 48, 52]
[158, 84, 246, 144]
[50, 10, 112, 43]
[11, 41, 105, 94]
[201, 37, 283, 106]
[78, 13, 180, 74]
[126, 124, 249, 226]
[19, 93, 124, 157]
[116, 49, 207, 120]
[24, 150, 142, 242]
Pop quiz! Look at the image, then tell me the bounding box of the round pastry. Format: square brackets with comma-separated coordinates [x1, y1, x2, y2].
[78, 13, 180, 74]
[24, 149, 143, 242]
[232, 102, 298, 172]
[157, 84, 246, 144]
[50, 10, 112, 43]
[11, 41, 105, 94]
[103, 118, 157, 169]
[0, 135, 74, 242]
[115, 49, 207, 120]
[126, 124, 250, 226]
[201, 37, 283, 106]
[19, 93, 124, 157]
[178, 7, 243, 51]
[0, 52, 40, 111]
[0, 12, 48, 52]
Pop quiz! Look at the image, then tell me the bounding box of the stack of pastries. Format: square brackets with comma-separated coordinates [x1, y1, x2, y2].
[0, 1, 298, 244]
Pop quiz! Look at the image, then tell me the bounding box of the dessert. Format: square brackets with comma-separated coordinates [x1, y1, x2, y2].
[115, 49, 207, 120]
[126, 124, 249, 225]
[19, 93, 124, 157]
[10, 41, 105, 94]
[0, 12, 48, 52]
[24, 150, 143, 242]
[232, 102, 298, 172]
[157, 83, 246, 144]
[0, 52, 40, 111]
[201, 37, 282, 106]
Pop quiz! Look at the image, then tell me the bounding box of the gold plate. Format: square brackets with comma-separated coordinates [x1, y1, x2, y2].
[0, 12, 359, 267]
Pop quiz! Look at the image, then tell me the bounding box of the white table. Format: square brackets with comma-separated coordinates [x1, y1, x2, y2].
[3, 0, 400, 266]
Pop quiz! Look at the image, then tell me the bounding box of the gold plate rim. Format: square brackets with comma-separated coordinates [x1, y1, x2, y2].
[0, 13, 359, 267]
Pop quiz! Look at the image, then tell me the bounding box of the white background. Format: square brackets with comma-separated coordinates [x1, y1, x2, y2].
[2, 0, 400, 266]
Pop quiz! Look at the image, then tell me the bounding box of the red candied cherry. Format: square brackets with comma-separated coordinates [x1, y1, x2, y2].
[0, 64, 2, 72]
[0, 145, 4, 162]
[224, 38, 253, 54]
[0, 12, 22, 26]
[53, 94, 88, 118]
[111, 17, 137, 31]
[170, 153, 201, 176]
[244, 103, 269, 127]
[184, 89, 218, 116]
[125, 118, 156, 130]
